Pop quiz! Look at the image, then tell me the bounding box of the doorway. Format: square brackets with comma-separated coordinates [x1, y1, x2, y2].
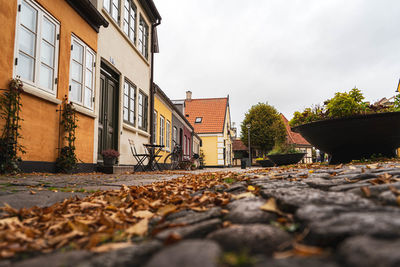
[98, 63, 119, 161]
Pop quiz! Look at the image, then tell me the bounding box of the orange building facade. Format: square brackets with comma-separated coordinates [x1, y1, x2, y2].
[0, 0, 107, 172]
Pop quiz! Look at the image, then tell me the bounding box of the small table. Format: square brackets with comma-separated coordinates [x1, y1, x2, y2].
[143, 144, 165, 171]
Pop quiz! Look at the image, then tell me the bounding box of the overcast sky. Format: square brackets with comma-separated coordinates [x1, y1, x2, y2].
[153, 0, 400, 130]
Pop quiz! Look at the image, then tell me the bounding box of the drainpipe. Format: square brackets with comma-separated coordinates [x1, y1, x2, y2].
[149, 18, 161, 144]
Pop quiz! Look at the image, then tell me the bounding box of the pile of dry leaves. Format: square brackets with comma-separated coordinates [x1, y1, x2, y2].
[0, 171, 259, 258]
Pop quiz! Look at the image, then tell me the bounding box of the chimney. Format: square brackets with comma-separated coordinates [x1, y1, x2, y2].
[186, 91, 192, 101]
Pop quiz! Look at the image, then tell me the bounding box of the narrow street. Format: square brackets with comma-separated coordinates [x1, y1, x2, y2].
[0, 162, 400, 266]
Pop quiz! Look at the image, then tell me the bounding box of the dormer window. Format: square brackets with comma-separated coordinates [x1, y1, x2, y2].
[195, 117, 202, 123]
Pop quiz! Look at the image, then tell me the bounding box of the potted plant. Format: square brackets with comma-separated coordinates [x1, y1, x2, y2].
[101, 149, 120, 166]
[290, 88, 400, 163]
[266, 142, 306, 166]
[255, 157, 274, 167]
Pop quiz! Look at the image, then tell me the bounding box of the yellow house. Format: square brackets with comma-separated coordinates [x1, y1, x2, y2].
[183, 91, 233, 167]
[0, 0, 108, 172]
[153, 84, 173, 163]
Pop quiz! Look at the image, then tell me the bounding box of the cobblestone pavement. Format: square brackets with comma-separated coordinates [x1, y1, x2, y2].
[2, 163, 400, 266]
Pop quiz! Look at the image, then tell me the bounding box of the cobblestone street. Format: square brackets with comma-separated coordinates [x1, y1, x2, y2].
[1, 163, 400, 266]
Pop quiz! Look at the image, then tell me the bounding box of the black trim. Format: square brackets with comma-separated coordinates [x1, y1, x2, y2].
[66, 0, 109, 33]
[138, 0, 161, 23]
[19, 161, 96, 173]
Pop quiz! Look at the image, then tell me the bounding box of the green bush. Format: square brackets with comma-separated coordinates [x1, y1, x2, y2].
[268, 142, 298, 155]
[290, 88, 400, 127]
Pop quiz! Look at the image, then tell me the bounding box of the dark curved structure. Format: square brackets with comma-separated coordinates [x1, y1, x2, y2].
[291, 112, 400, 164]
[256, 159, 274, 167]
[267, 153, 306, 166]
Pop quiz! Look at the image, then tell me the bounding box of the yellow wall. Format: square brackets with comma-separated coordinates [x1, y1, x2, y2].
[201, 136, 218, 166]
[154, 95, 173, 162]
[0, 0, 98, 163]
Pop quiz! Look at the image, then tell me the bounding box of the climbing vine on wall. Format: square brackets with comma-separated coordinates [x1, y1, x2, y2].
[0, 77, 25, 174]
[56, 98, 78, 173]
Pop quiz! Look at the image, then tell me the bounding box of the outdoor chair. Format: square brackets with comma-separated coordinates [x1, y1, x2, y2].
[128, 139, 150, 172]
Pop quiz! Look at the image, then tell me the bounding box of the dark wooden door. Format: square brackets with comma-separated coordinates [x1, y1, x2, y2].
[98, 71, 119, 161]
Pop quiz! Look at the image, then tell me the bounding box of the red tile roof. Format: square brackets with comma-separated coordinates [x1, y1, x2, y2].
[233, 139, 248, 151]
[281, 114, 311, 146]
[184, 98, 228, 134]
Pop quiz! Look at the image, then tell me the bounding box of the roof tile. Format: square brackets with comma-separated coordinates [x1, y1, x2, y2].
[281, 114, 311, 146]
[185, 98, 228, 133]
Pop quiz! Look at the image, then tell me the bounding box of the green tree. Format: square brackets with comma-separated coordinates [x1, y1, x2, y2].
[241, 103, 287, 155]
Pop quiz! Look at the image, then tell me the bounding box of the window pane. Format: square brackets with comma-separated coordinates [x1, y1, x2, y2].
[130, 99, 134, 110]
[71, 61, 82, 82]
[124, 82, 128, 94]
[17, 52, 34, 81]
[130, 87, 135, 97]
[124, 0, 129, 8]
[104, 0, 110, 11]
[39, 64, 53, 90]
[129, 28, 134, 41]
[123, 107, 128, 121]
[21, 1, 37, 32]
[111, 1, 119, 21]
[124, 7, 129, 21]
[86, 52, 93, 70]
[41, 41, 54, 67]
[42, 18, 55, 45]
[85, 70, 93, 88]
[70, 81, 82, 102]
[123, 95, 128, 108]
[84, 87, 92, 108]
[72, 42, 83, 63]
[123, 20, 129, 35]
[130, 13, 135, 29]
[129, 111, 134, 123]
[19, 27, 36, 56]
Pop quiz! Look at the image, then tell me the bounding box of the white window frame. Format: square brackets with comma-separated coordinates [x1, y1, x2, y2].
[166, 120, 171, 150]
[138, 91, 148, 131]
[14, 0, 60, 96]
[187, 136, 190, 157]
[138, 16, 149, 59]
[69, 35, 96, 110]
[123, 0, 136, 43]
[153, 110, 157, 145]
[104, 0, 120, 23]
[123, 80, 136, 125]
[173, 126, 177, 146]
[159, 115, 165, 146]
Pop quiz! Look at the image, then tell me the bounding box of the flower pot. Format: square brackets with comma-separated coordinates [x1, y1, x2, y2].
[267, 153, 306, 166]
[291, 112, 400, 164]
[256, 159, 275, 167]
[103, 157, 116, 166]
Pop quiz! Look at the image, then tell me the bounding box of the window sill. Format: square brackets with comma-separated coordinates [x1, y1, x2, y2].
[101, 9, 150, 66]
[123, 123, 137, 133]
[72, 104, 96, 118]
[123, 123, 150, 137]
[22, 83, 61, 105]
[137, 128, 150, 137]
